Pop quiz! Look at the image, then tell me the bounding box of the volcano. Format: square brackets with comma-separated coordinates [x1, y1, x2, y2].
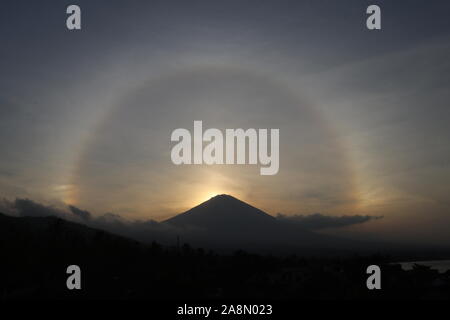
[163, 194, 344, 252]
[164, 194, 276, 230]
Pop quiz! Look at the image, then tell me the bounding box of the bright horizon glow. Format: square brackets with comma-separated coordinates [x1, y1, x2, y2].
[191, 189, 235, 208]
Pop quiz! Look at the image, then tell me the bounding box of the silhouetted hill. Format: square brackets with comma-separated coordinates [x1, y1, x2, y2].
[162, 195, 356, 253]
[0, 212, 140, 248]
[0, 212, 149, 298]
[2, 212, 450, 300]
[165, 194, 275, 228]
[163, 194, 283, 247]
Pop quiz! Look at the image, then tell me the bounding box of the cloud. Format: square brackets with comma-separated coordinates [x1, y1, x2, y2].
[276, 213, 382, 230]
[12, 198, 67, 218]
[0, 198, 383, 248]
[69, 205, 91, 221]
[0, 198, 176, 244]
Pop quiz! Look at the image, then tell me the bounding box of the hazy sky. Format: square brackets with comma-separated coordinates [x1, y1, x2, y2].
[1, 1, 450, 244]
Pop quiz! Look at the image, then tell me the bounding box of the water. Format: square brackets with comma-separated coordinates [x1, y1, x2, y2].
[396, 260, 450, 273]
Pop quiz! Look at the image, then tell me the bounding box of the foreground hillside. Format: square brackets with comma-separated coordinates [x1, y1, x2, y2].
[1, 212, 450, 300]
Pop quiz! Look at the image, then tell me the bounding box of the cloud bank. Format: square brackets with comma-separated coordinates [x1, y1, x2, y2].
[277, 213, 383, 230]
[0, 198, 381, 242]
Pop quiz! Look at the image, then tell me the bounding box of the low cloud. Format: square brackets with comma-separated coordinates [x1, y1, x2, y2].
[12, 198, 67, 218]
[276, 213, 383, 230]
[0, 198, 177, 245]
[69, 205, 91, 221]
[0, 198, 383, 247]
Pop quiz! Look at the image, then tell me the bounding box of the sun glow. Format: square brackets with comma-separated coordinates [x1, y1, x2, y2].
[195, 190, 225, 205]
[189, 184, 239, 208]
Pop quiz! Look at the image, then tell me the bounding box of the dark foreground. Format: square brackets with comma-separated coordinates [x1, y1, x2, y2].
[1, 213, 450, 300]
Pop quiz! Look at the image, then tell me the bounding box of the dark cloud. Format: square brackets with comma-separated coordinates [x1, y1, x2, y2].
[276, 213, 382, 230]
[0, 198, 176, 244]
[13, 198, 66, 218]
[0, 198, 381, 249]
[69, 205, 91, 221]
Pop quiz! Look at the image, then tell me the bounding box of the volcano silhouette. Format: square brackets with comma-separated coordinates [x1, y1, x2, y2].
[164, 194, 276, 230]
[163, 194, 347, 252]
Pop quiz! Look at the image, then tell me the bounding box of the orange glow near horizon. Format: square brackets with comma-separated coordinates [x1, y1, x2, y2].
[189, 188, 235, 209]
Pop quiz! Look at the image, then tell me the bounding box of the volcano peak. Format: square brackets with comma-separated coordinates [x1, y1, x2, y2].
[164, 194, 275, 229]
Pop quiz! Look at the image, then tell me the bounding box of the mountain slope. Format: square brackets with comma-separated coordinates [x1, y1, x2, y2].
[162, 194, 349, 252]
[164, 194, 276, 229]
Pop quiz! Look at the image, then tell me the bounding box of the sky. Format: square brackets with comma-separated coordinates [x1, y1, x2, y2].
[1, 0, 450, 245]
